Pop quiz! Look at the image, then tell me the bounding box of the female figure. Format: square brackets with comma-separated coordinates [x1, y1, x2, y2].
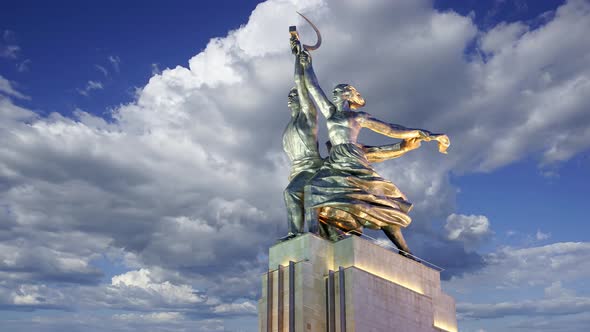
[299, 51, 449, 257]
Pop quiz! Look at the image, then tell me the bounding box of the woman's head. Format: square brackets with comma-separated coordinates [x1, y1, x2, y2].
[333, 84, 366, 110]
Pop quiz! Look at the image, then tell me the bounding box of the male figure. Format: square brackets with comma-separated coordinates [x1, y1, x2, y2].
[280, 37, 324, 240]
[299, 51, 449, 257]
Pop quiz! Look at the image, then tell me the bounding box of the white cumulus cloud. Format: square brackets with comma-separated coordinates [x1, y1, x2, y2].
[445, 213, 492, 250]
[0, 75, 30, 99]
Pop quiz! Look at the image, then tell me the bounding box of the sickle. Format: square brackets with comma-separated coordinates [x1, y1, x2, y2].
[297, 11, 322, 51]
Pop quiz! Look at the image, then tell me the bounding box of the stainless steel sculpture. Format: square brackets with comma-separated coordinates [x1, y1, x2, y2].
[283, 14, 449, 257]
[280, 20, 324, 241]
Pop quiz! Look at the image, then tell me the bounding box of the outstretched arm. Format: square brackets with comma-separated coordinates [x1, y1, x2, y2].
[363, 138, 420, 163]
[299, 50, 335, 119]
[361, 113, 451, 154]
[359, 113, 430, 139]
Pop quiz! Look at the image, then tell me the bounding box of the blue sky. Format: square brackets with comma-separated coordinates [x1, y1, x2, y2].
[1, 0, 261, 117]
[1, 0, 589, 331]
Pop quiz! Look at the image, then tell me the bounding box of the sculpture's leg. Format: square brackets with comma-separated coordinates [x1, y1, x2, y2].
[306, 208, 319, 234]
[284, 185, 305, 235]
[382, 225, 418, 261]
[304, 184, 319, 234]
[317, 220, 330, 239]
[317, 219, 342, 241]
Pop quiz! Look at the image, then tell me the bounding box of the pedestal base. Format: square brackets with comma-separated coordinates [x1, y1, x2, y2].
[258, 233, 457, 332]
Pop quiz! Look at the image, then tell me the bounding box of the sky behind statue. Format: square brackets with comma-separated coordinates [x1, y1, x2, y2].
[1, 0, 589, 331]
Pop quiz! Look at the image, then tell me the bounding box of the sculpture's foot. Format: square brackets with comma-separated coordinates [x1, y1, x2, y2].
[277, 232, 303, 243]
[398, 250, 421, 263]
[317, 222, 344, 242]
[382, 225, 414, 255]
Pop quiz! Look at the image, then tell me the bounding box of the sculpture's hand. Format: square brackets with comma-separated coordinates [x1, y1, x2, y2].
[402, 137, 422, 152]
[290, 36, 301, 55]
[417, 130, 431, 138]
[417, 133, 450, 154]
[435, 134, 450, 154]
[299, 50, 312, 68]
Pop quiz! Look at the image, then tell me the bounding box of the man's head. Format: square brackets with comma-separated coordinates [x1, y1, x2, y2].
[332, 84, 366, 110]
[287, 87, 300, 110]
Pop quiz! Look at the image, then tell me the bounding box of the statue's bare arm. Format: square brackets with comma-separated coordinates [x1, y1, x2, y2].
[359, 112, 430, 139]
[294, 51, 317, 123]
[299, 51, 335, 119]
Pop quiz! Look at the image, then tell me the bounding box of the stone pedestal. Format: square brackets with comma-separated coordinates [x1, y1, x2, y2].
[258, 233, 457, 332]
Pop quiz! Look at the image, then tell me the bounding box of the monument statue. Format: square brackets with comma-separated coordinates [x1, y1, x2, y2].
[259, 16, 458, 332]
[284, 14, 450, 258]
[280, 23, 324, 241]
